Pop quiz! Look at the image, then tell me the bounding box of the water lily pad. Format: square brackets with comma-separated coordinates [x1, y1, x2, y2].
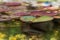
[20, 16, 36, 22]
[33, 16, 53, 22]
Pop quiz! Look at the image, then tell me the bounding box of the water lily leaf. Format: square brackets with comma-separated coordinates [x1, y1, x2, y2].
[20, 16, 36, 22]
[33, 16, 53, 22]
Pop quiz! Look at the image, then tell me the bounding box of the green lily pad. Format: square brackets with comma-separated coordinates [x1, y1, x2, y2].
[33, 16, 53, 22]
[20, 16, 36, 22]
